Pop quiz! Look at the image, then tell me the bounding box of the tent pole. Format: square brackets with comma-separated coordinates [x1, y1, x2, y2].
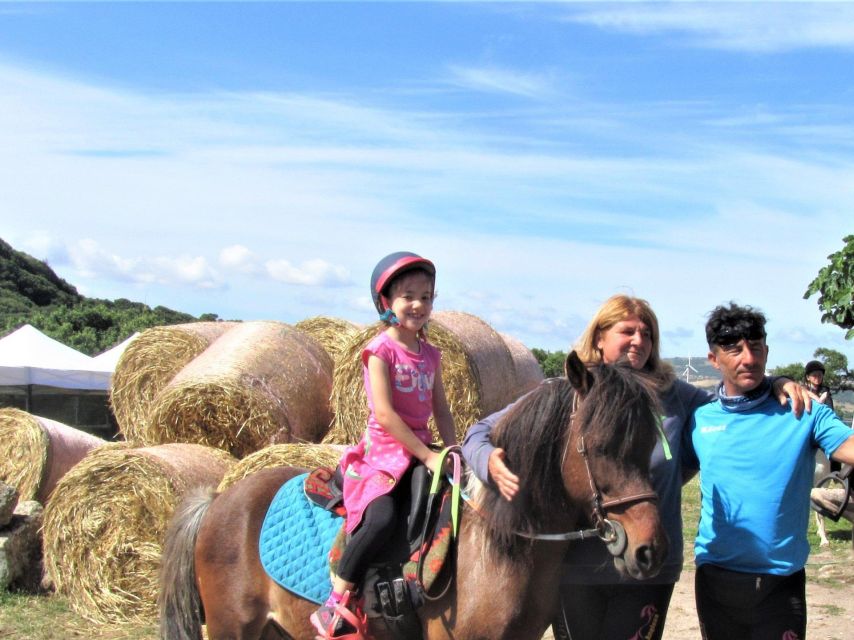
[26, 384, 32, 412]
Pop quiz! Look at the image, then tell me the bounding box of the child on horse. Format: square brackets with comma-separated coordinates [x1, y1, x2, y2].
[311, 251, 457, 640]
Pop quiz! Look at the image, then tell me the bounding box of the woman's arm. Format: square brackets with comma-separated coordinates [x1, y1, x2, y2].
[461, 398, 521, 501]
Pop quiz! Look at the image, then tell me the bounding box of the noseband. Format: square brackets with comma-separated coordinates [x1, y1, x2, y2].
[518, 392, 658, 556]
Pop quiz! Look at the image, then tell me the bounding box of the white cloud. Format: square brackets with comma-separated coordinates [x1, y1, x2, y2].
[265, 258, 351, 287]
[57, 238, 224, 289]
[219, 244, 261, 275]
[566, 3, 854, 52]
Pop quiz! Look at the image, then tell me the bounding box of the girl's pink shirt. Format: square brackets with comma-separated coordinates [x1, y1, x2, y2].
[340, 331, 440, 533]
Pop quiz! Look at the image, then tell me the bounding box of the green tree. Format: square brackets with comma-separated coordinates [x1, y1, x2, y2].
[771, 362, 804, 382]
[804, 235, 854, 339]
[532, 348, 566, 378]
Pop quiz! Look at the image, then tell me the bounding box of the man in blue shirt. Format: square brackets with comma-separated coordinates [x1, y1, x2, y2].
[684, 302, 854, 640]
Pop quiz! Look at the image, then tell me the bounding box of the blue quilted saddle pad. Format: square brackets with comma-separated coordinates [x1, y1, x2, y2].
[259, 473, 344, 604]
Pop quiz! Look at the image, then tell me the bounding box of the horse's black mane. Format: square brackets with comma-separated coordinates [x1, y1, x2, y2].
[477, 363, 659, 556]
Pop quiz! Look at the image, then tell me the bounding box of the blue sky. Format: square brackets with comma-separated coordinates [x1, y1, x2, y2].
[2, 1, 853, 368]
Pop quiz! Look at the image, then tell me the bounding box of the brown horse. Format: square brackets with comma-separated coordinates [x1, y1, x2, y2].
[159, 352, 667, 640]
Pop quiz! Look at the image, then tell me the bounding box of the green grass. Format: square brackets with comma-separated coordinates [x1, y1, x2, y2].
[0, 591, 157, 639]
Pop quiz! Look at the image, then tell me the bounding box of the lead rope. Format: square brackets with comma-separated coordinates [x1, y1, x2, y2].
[415, 446, 462, 602]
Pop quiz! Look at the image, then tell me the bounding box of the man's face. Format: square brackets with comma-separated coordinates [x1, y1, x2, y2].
[708, 337, 769, 396]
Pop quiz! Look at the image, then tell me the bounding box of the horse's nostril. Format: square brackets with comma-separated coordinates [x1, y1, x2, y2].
[635, 545, 654, 571]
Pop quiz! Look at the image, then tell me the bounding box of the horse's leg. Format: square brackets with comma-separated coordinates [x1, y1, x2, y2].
[196, 467, 308, 640]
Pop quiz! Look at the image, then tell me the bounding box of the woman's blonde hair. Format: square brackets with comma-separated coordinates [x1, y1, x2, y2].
[575, 294, 674, 387]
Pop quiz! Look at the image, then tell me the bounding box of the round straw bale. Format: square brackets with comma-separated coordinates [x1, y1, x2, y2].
[295, 316, 361, 363]
[110, 321, 237, 442]
[324, 311, 516, 445]
[431, 311, 516, 418]
[146, 321, 334, 457]
[0, 408, 105, 503]
[217, 442, 345, 492]
[500, 332, 545, 395]
[42, 442, 235, 623]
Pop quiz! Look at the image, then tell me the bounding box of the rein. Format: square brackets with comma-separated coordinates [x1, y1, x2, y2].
[517, 392, 658, 555]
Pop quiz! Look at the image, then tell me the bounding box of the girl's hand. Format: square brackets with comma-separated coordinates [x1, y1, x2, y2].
[423, 450, 447, 476]
[488, 448, 520, 502]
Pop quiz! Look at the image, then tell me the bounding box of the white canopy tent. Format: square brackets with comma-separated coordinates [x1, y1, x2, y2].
[0, 325, 122, 437]
[0, 324, 113, 390]
[92, 332, 139, 371]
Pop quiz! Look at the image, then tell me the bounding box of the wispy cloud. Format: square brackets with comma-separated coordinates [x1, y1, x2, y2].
[446, 64, 554, 99]
[566, 3, 854, 52]
[265, 258, 351, 287]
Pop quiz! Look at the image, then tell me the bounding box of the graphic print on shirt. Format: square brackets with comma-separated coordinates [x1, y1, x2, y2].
[393, 359, 434, 402]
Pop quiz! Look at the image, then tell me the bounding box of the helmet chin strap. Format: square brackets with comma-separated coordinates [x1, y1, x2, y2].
[379, 308, 400, 326]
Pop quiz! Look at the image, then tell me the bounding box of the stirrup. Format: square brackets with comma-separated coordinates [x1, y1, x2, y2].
[313, 591, 367, 640]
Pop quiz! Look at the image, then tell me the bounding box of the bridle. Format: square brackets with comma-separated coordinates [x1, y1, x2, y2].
[516, 392, 658, 557]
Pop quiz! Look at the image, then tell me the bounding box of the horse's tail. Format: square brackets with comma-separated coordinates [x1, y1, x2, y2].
[158, 485, 216, 640]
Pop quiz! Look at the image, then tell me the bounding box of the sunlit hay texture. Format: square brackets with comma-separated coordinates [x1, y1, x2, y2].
[217, 442, 346, 492]
[42, 443, 235, 623]
[500, 332, 545, 395]
[295, 316, 361, 364]
[146, 321, 334, 458]
[110, 322, 237, 442]
[324, 311, 516, 446]
[0, 408, 105, 503]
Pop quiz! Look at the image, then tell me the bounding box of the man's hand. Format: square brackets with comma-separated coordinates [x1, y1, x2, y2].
[488, 448, 520, 501]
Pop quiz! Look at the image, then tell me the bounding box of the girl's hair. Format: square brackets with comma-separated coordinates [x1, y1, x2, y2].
[574, 294, 674, 388]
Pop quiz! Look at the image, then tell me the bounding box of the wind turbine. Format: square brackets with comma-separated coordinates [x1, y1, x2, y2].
[682, 357, 699, 382]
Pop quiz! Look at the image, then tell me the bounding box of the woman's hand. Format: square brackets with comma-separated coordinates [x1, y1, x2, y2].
[488, 448, 520, 501]
[772, 378, 812, 418]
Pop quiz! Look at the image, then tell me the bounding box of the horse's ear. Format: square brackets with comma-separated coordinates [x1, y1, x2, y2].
[565, 350, 593, 394]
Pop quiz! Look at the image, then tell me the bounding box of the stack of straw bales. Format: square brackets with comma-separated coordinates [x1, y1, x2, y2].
[217, 442, 345, 492]
[43, 442, 234, 622]
[325, 310, 529, 445]
[0, 409, 105, 504]
[295, 316, 361, 363]
[146, 321, 334, 457]
[111, 321, 236, 441]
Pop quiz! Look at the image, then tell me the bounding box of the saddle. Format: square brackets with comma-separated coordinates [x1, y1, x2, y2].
[305, 450, 461, 639]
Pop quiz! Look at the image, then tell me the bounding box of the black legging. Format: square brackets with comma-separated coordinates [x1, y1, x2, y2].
[336, 466, 412, 584]
[694, 564, 806, 640]
[551, 582, 675, 640]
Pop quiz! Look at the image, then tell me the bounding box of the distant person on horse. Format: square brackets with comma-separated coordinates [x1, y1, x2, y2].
[463, 294, 810, 640]
[311, 252, 457, 640]
[684, 303, 854, 640]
